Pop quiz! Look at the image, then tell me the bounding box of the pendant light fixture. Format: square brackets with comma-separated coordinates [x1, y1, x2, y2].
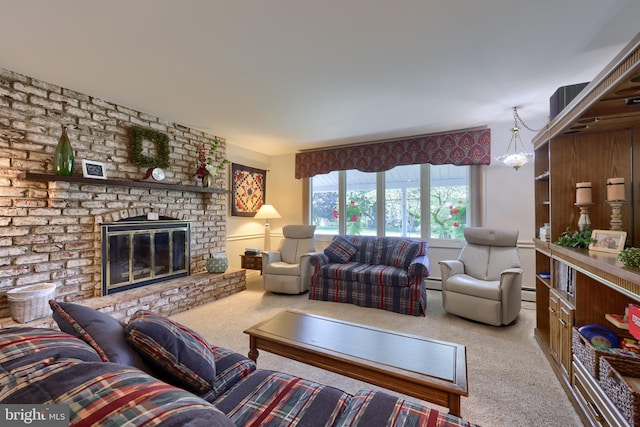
[495, 107, 541, 170]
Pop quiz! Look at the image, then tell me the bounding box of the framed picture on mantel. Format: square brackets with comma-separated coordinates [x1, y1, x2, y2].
[82, 160, 107, 180]
[589, 229, 626, 254]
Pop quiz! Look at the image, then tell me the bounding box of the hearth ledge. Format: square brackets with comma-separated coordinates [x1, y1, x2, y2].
[0, 269, 246, 329]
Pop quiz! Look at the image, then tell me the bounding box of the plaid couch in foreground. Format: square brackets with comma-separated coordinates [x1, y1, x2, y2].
[1, 302, 479, 427]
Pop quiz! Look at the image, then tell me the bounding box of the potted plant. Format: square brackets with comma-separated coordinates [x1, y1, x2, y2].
[195, 136, 229, 187]
[619, 247, 640, 267]
[554, 228, 595, 249]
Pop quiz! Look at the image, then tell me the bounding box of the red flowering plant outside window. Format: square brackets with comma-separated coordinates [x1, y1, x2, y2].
[448, 202, 466, 234]
[332, 201, 363, 235]
[431, 190, 467, 239]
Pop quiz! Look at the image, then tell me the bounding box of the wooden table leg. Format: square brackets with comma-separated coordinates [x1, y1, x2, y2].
[448, 394, 461, 417]
[248, 336, 259, 362]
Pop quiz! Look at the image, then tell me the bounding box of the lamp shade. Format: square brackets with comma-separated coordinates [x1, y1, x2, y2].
[254, 204, 281, 219]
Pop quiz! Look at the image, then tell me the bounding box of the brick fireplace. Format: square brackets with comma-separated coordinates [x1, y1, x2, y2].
[101, 216, 191, 296]
[0, 67, 243, 319]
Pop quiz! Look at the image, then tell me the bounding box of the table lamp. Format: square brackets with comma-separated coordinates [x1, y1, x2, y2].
[254, 204, 281, 251]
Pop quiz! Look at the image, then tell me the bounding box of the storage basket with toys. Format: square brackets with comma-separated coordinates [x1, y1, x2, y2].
[599, 356, 640, 426]
[578, 304, 640, 425]
[572, 324, 640, 379]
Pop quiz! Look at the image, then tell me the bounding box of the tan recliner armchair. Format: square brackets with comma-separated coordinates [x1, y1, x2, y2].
[439, 227, 523, 326]
[262, 225, 316, 294]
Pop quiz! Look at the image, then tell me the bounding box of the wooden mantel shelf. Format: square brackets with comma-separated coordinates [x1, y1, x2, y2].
[21, 172, 230, 194]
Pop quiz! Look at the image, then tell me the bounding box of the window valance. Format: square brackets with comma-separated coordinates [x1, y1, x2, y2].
[295, 128, 491, 178]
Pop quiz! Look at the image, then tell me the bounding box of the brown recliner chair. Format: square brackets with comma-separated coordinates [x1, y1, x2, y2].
[262, 225, 316, 294]
[439, 227, 523, 326]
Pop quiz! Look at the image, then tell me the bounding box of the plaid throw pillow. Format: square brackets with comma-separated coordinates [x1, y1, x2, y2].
[388, 240, 422, 269]
[48, 300, 149, 371]
[0, 327, 102, 367]
[1, 359, 234, 427]
[324, 235, 358, 263]
[125, 310, 216, 395]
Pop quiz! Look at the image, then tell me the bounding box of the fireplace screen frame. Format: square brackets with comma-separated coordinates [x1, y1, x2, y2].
[101, 220, 191, 295]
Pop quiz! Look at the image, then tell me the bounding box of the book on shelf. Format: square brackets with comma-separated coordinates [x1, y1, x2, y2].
[605, 313, 629, 330]
[555, 262, 575, 295]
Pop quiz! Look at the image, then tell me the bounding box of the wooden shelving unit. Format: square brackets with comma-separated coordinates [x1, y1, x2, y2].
[533, 33, 640, 426]
[20, 172, 230, 194]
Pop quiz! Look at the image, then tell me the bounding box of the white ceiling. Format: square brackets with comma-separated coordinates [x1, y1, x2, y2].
[1, 1, 639, 155]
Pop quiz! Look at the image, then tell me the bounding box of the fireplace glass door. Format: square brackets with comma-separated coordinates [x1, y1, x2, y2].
[102, 220, 190, 295]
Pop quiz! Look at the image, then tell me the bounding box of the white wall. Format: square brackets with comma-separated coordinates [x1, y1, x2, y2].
[225, 144, 272, 270]
[225, 117, 542, 292]
[483, 114, 544, 293]
[224, 147, 304, 270]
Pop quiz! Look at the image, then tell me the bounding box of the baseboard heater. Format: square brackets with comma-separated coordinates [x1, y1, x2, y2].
[522, 287, 536, 302]
[425, 277, 442, 291]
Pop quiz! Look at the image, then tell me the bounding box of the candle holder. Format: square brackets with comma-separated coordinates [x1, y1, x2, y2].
[607, 199, 626, 231]
[575, 203, 592, 232]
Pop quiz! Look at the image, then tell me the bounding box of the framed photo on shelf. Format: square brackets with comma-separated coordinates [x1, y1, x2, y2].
[81, 160, 107, 180]
[588, 229, 627, 254]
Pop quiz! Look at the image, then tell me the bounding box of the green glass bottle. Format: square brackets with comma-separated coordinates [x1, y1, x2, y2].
[54, 125, 74, 176]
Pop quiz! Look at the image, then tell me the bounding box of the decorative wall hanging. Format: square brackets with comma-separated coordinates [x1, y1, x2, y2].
[128, 126, 170, 168]
[231, 163, 266, 217]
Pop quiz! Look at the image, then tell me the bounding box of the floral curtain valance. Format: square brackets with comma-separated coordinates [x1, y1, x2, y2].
[295, 128, 491, 179]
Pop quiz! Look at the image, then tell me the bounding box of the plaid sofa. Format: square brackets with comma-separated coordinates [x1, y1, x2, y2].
[309, 235, 430, 316]
[0, 327, 478, 427]
[1, 301, 479, 427]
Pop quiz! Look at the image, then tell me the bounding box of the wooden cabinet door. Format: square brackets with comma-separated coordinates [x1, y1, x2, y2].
[559, 300, 575, 377]
[549, 288, 574, 376]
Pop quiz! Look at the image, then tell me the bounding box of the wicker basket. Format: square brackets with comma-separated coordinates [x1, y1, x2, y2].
[572, 327, 639, 379]
[573, 327, 613, 379]
[599, 356, 640, 426]
[7, 283, 56, 323]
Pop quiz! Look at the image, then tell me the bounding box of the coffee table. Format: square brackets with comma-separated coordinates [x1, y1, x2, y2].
[244, 309, 468, 416]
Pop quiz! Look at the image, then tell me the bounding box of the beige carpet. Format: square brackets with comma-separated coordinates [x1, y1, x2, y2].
[171, 274, 583, 426]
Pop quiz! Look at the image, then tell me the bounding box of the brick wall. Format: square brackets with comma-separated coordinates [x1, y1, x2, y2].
[0, 67, 231, 318]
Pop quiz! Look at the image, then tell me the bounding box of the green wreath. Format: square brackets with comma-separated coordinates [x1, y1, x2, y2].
[128, 126, 170, 168]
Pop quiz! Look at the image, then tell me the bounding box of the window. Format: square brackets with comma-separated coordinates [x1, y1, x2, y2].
[429, 164, 469, 239]
[310, 170, 339, 234]
[310, 164, 473, 239]
[385, 164, 420, 237]
[345, 170, 376, 235]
